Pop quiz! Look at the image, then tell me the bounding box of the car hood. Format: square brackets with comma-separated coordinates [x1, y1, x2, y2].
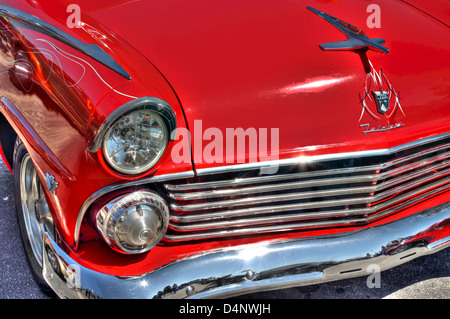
[85, 0, 450, 170]
[401, 0, 450, 27]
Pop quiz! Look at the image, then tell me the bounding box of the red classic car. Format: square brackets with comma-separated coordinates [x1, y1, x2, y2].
[0, 0, 449, 299]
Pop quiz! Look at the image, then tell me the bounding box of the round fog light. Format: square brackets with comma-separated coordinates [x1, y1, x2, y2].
[96, 191, 169, 254]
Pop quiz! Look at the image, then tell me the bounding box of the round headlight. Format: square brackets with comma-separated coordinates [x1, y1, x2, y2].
[103, 109, 169, 174]
[96, 191, 169, 254]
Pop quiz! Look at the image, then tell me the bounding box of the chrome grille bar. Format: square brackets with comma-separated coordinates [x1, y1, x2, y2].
[165, 142, 450, 192]
[164, 164, 382, 192]
[161, 132, 450, 242]
[195, 132, 450, 176]
[171, 158, 450, 212]
[165, 183, 449, 240]
[169, 175, 450, 230]
[171, 185, 377, 212]
[168, 149, 450, 201]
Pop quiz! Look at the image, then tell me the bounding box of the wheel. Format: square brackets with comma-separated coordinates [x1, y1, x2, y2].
[13, 137, 53, 294]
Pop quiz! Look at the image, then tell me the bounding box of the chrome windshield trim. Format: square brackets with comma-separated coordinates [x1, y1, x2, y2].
[0, 5, 131, 79]
[73, 170, 195, 249]
[195, 131, 450, 176]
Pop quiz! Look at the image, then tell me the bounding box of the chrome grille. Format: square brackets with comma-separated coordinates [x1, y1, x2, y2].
[162, 134, 450, 241]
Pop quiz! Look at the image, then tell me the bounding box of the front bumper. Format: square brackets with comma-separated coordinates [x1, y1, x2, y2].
[42, 201, 450, 299]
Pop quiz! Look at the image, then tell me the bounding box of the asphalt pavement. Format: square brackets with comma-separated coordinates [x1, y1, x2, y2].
[0, 157, 448, 299]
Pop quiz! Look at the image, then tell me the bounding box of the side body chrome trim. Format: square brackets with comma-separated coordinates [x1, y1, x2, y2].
[0, 5, 131, 79]
[43, 201, 450, 299]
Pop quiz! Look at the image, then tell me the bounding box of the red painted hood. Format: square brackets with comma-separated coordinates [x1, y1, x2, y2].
[84, 0, 450, 170]
[401, 0, 450, 27]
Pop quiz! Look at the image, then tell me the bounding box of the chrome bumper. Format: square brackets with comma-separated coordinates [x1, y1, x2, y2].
[42, 202, 450, 299]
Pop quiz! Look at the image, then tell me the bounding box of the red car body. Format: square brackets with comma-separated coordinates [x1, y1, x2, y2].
[0, 0, 449, 298]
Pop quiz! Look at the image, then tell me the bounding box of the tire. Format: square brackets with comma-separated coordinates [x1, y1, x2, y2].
[13, 137, 54, 294]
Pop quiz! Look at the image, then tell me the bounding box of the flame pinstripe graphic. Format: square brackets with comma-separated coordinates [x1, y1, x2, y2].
[359, 61, 405, 123]
[0, 34, 136, 99]
[36, 39, 137, 99]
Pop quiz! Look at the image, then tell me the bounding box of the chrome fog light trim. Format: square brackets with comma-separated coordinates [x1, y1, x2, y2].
[96, 191, 169, 254]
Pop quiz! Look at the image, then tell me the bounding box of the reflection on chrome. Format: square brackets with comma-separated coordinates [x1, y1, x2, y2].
[43, 201, 450, 299]
[237, 245, 270, 261]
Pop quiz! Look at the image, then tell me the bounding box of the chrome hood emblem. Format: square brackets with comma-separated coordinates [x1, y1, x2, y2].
[371, 90, 389, 115]
[358, 62, 406, 135]
[307, 6, 389, 73]
[359, 62, 404, 121]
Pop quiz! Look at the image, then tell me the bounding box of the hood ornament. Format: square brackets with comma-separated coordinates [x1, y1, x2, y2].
[306, 6, 389, 73]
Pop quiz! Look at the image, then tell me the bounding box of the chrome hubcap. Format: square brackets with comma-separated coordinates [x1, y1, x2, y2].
[19, 154, 49, 267]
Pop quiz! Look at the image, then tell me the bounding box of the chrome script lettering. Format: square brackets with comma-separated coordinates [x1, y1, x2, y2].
[360, 122, 405, 135]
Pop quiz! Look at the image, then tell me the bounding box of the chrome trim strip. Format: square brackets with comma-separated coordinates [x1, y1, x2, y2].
[172, 175, 377, 207]
[171, 178, 450, 225]
[73, 170, 195, 249]
[170, 160, 450, 211]
[166, 164, 382, 191]
[172, 185, 376, 210]
[166, 143, 450, 192]
[0, 5, 131, 79]
[42, 201, 450, 299]
[194, 132, 450, 176]
[166, 132, 450, 241]
[170, 154, 450, 202]
[172, 205, 370, 224]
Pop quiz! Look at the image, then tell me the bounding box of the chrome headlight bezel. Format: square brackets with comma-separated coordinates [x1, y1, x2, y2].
[88, 97, 177, 175]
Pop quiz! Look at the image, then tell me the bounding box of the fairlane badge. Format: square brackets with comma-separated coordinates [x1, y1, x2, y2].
[360, 122, 405, 135]
[358, 61, 406, 135]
